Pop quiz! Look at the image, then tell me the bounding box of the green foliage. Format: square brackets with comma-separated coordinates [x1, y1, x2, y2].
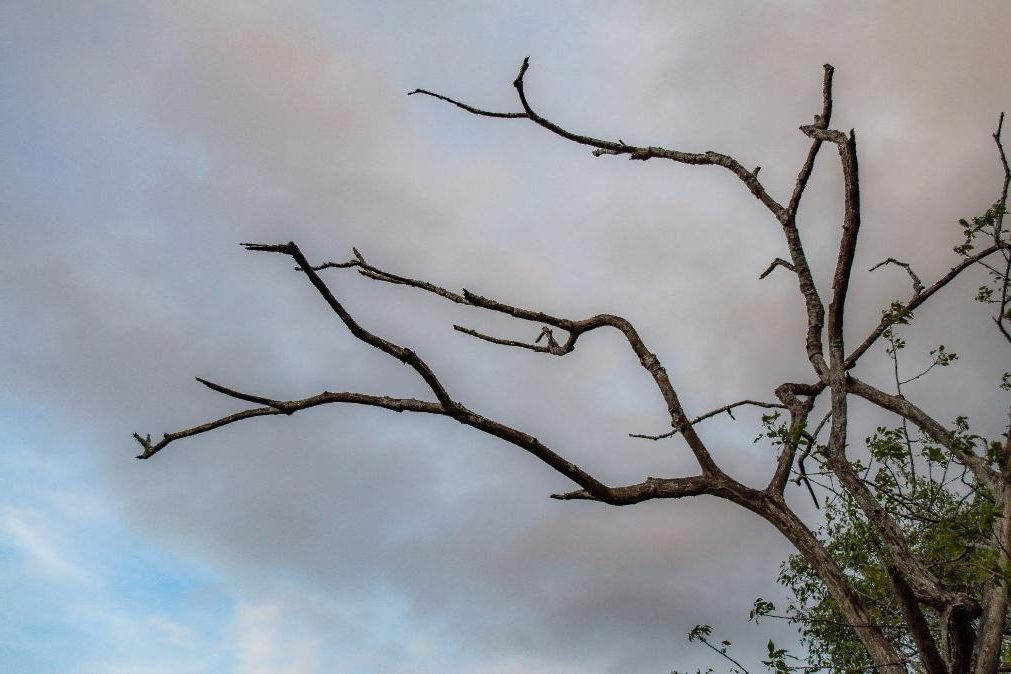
[880, 302, 913, 330]
[953, 202, 1007, 256]
[680, 201, 1010, 674]
[755, 412, 805, 450]
[749, 597, 776, 624]
[676, 616, 805, 674]
[776, 418, 1006, 671]
[763, 640, 797, 674]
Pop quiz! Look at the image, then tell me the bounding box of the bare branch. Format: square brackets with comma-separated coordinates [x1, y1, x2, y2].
[511, 58, 787, 219]
[244, 242, 460, 411]
[869, 257, 925, 296]
[412, 58, 786, 220]
[799, 127, 860, 368]
[550, 475, 714, 504]
[134, 390, 446, 459]
[775, 66, 835, 379]
[994, 111, 1009, 243]
[786, 64, 835, 217]
[316, 250, 575, 329]
[992, 112, 1011, 346]
[194, 376, 289, 411]
[407, 88, 526, 118]
[629, 399, 785, 441]
[319, 250, 724, 476]
[453, 324, 562, 355]
[768, 384, 815, 496]
[759, 257, 797, 280]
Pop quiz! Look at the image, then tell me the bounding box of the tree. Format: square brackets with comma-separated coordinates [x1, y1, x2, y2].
[133, 60, 1011, 673]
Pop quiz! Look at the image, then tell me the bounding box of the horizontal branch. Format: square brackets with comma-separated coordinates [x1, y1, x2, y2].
[411, 57, 786, 220]
[550, 475, 715, 504]
[134, 389, 445, 459]
[453, 324, 563, 355]
[630, 399, 785, 441]
[407, 88, 526, 118]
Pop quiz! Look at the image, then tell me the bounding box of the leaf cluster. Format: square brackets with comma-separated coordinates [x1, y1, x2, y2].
[777, 420, 1007, 672]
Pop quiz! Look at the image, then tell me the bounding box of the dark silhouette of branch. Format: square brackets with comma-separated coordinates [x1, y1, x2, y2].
[869, 257, 925, 296]
[134, 61, 1011, 674]
[629, 399, 785, 441]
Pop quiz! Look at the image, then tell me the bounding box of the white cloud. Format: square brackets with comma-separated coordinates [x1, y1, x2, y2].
[0, 504, 86, 583]
[234, 602, 319, 674]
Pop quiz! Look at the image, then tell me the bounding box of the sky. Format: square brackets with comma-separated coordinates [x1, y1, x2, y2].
[2, 1, 1010, 672]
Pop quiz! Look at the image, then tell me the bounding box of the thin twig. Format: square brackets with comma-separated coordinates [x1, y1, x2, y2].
[629, 400, 785, 440]
[869, 257, 925, 296]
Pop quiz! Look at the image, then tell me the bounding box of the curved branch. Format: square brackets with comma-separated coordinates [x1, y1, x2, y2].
[321, 250, 723, 476]
[786, 64, 835, 217]
[134, 390, 445, 459]
[510, 58, 786, 219]
[407, 88, 526, 118]
[411, 57, 786, 220]
[758, 257, 796, 280]
[869, 257, 925, 296]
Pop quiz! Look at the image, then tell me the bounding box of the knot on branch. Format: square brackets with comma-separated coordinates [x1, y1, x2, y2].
[535, 326, 560, 350]
[641, 352, 661, 371]
[132, 432, 153, 458]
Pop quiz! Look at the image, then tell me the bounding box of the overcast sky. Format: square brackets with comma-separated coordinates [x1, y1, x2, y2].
[2, 2, 1010, 673]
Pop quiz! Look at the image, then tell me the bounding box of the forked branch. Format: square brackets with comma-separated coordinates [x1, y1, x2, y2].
[134, 62, 1011, 674]
[136, 242, 733, 506]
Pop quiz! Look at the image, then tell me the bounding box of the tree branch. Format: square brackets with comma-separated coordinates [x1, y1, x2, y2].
[134, 390, 445, 459]
[846, 243, 1010, 369]
[320, 250, 724, 476]
[774, 65, 836, 380]
[629, 399, 785, 441]
[847, 375, 994, 486]
[550, 475, 714, 504]
[869, 257, 925, 296]
[411, 57, 787, 220]
[758, 257, 797, 280]
[407, 88, 526, 118]
[453, 324, 564, 355]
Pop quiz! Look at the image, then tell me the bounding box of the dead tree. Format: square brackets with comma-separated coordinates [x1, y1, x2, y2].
[135, 61, 1011, 673]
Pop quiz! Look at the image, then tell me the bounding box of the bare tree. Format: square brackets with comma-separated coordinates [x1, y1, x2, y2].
[134, 61, 1010, 673]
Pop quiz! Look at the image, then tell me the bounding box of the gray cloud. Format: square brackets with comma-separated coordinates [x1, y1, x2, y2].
[3, 1, 1009, 671]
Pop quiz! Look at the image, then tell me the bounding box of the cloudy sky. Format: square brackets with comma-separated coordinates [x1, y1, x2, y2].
[2, 2, 1010, 672]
